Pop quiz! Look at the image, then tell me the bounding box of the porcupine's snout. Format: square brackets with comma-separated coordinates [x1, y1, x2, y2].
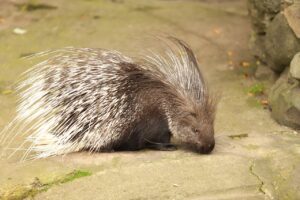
[173, 121, 216, 154]
[193, 137, 215, 154]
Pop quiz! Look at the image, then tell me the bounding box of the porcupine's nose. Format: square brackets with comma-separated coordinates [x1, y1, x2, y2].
[198, 139, 215, 154]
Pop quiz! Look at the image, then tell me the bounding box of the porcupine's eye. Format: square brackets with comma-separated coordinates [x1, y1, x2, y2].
[190, 112, 197, 117]
[192, 128, 199, 133]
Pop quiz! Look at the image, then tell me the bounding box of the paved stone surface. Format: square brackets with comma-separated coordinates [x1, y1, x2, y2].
[0, 0, 299, 199]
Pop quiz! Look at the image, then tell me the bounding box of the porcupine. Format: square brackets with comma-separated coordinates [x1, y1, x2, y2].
[1, 37, 216, 160]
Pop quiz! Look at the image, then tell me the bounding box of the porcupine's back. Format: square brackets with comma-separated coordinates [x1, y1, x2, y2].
[2, 48, 152, 159]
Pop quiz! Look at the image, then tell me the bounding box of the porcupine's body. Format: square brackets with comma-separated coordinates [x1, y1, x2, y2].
[2, 38, 216, 159]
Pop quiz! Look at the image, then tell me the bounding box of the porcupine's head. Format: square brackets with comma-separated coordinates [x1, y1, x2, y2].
[144, 37, 217, 154]
[169, 94, 216, 154]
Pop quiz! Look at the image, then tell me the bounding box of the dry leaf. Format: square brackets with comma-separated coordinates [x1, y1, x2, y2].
[260, 100, 269, 106]
[242, 62, 250, 67]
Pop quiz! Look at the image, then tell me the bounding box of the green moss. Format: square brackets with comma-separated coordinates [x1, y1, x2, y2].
[0, 81, 14, 95]
[228, 133, 248, 139]
[0, 185, 39, 200]
[248, 83, 265, 96]
[0, 170, 92, 200]
[15, 0, 57, 12]
[1, 90, 14, 95]
[19, 52, 36, 58]
[246, 97, 262, 108]
[131, 5, 160, 12]
[59, 170, 92, 184]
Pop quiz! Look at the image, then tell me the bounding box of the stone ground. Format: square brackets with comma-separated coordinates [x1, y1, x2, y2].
[0, 0, 299, 199]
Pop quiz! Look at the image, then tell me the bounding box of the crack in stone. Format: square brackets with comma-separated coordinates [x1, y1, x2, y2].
[249, 161, 267, 197]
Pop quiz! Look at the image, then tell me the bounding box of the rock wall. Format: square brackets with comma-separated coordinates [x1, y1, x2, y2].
[248, 0, 300, 129]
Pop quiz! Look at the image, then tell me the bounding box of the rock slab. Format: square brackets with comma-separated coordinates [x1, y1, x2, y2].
[269, 68, 300, 129]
